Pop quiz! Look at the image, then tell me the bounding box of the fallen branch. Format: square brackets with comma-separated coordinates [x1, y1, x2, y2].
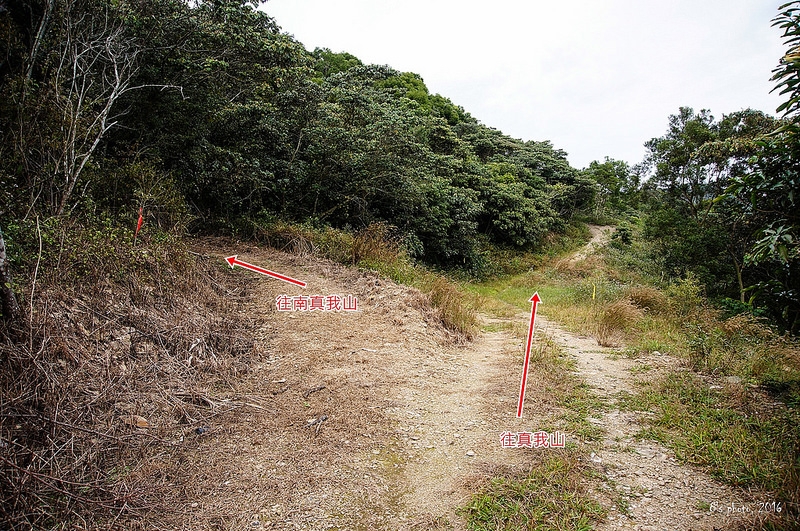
[303, 385, 326, 398]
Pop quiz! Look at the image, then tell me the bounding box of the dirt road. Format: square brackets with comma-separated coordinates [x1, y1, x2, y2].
[177, 233, 761, 530]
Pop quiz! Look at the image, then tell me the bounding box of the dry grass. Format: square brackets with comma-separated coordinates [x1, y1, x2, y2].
[252, 220, 404, 268]
[593, 298, 645, 347]
[252, 219, 478, 341]
[0, 224, 260, 529]
[624, 285, 668, 314]
[550, 254, 606, 279]
[424, 276, 478, 341]
[0, 218, 482, 529]
[351, 222, 403, 266]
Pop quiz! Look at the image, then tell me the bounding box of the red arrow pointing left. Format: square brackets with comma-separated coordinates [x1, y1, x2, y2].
[225, 256, 307, 288]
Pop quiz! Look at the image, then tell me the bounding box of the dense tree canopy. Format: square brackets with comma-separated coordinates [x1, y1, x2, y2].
[3, 0, 797, 329]
[0, 0, 593, 271]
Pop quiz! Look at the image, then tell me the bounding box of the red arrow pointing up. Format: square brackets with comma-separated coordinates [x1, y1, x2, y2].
[516, 292, 541, 418]
[225, 256, 307, 288]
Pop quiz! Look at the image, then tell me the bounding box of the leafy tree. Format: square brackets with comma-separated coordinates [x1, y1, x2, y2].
[584, 157, 640, 216]
[711, 1, 800, 331]
[311, 47, 363, 79]
[0, 0, 593, 272]
[644, 107, 718, 220]
[643, 107, 781, 306]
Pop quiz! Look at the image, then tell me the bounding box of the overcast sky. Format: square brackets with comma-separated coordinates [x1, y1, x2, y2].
[262, 1, 787, 170]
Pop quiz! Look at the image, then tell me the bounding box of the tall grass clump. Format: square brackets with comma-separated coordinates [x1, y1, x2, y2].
[624, 285, 668, 314]
[423, 276, 478, 341]
[594, 298, 645, 347]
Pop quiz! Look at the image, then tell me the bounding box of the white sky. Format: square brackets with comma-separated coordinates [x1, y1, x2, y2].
[262, 0, 787, 169]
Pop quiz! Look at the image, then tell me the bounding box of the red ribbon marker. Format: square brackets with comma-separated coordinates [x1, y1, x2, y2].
[134, 207, 144, 241]
[225, 255, 307, 288]
[516, 292, 541, 418]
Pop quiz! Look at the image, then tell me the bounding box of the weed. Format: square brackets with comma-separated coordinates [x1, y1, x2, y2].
[628, 364, 652, 374]
[594, 298, 644, 347]
[624, 285, 667, 314]
[614, 493, 631, 515]
[665, 273, 705, 316]
[558, 382, 606, 442]
[460, 452, 606, 530]
[626, 371, 800, 512]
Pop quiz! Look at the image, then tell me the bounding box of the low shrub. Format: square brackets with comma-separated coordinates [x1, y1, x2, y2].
[594, 298, 645, 347]
[625, 285, 668, 314]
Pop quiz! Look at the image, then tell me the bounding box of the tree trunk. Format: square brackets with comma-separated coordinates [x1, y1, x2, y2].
[729, 249, 745, 304]
[0, 225, 21, 322]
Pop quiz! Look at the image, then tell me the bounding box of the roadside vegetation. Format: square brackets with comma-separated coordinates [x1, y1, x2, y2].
[528, 229, 799, 517]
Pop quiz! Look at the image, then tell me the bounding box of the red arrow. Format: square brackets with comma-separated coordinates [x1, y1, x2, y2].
[516, 292, 541, 418]
[225, 256, 307, 288]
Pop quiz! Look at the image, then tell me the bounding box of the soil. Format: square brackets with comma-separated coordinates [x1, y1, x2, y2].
[158, 232, 776, 530]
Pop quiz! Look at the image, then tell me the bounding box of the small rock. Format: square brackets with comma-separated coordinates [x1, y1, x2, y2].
[466, 450, 475, 457]
[652, 351, 661, 356]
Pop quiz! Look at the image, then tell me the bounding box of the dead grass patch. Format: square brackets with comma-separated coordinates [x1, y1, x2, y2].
[594, 298, 645, 347]
[0, 224, 260, 529]
[550, 254, 606, 279]
[624, 285, 668, 314]
[423, 277, 477, 342]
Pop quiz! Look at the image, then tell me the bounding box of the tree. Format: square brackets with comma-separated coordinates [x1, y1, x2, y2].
[584, 157, 639, 216]
[712, 1, 800, 331]
[311, 47, 362, 79]
[0, 225, 20, 322]
[644, 107, 718, 220]
[6, 0, 145, 215]
[642, 108, 780, 305]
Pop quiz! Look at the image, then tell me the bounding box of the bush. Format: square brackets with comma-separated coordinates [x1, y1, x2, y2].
[666, 273, 705, 316]
[594, 298, 645, 347]
[625, 285, 668, 314]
